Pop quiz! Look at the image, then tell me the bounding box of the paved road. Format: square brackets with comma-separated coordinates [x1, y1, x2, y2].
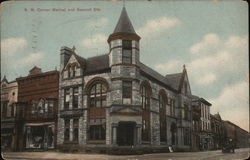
[2, 148, 249, 160]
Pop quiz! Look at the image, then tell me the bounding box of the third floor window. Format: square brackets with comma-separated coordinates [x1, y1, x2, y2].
[122, 40, 132, 64]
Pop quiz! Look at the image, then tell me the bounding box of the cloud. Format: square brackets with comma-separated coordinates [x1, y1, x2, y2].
[210, 80, 249, 131]
[190, 33, 220, 54]
[196, 72, 216, 85]
[137, 17, 181, 38]
[18, 52, 43, 66]
[86, 17, 108, 28]
[1, 38, 27, 56]
[154, 34, 248, 86]
[155, 60, 183, 75]
[81, 33, 107, 49]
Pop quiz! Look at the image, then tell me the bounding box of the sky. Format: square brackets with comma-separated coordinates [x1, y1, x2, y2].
[1, 0, 249, 131]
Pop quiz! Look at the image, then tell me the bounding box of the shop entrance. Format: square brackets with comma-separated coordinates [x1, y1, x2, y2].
[117, 122, 135, 146]
[25, 125, 54, 149]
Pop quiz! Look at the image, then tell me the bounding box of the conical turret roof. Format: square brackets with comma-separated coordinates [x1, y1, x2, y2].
[108, 7, 140, 42]
[113, 7, 136, 34]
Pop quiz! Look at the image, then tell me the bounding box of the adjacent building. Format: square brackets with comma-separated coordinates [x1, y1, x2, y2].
[15, 66, 59, 151]
[191, 96, 212, 151]
[1, 76, 18, 151]
[210, 113, 224, 150]
[223, 120, 249, 148]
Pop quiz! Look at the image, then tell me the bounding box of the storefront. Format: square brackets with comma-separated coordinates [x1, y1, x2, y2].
[1, 123, 16, 151]
[25, 122, 55, 149]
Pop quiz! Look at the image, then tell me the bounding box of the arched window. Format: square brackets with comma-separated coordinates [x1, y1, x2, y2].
[159, 90, 167, 143]
[89, 82, 107, 108]
[87, 79, 108, 142]
[140, 81, 151, 142]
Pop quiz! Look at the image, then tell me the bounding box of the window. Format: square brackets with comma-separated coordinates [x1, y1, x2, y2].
[122, 40, 132, 64]
[170, 99, 175, 117]
[122, 81, 132, 104]
[64, 88, 70, 110]
[140, 82, 151, 141]
[72, 66, 76, 77]
[89, 82, 107, 108]
[67, 67, 70, 78]
[159, 92, 167, 142]
[141, 85, 150, 110]
[184, 128, 190, 145]
[184, 104, 189, 120]
[48, 101, 53, 113]
[73, 87, 79, 109]
[73, 119, 79, 142]
[64, 119, 70, 142]
[37, 99, 45, 114]
[89, 125, 106, 140]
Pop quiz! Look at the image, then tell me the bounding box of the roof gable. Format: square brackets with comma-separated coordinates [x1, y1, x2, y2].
[165, 73, 182, 91]
[179, 69, 192, 95]
[64, 53, 86, 70]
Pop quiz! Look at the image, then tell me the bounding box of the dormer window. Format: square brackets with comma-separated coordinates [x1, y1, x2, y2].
[122, 40, 132, 64]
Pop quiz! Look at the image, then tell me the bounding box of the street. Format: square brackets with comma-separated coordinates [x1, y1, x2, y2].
[2, 148, 249, 160]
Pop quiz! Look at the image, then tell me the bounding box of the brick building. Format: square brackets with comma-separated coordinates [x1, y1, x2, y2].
[1, 76, 18, 151]
[57, 7, 195, 152]
[15, 66, 59, 151]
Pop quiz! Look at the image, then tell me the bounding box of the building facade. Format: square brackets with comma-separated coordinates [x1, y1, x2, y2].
[15, 66, 59, 151]
[1, 76, 18, 151]
[210, 113, 224, 150]
[57, 7, 193, 152]
[223, 120, 249, 148]
[191, 96, 212, 151]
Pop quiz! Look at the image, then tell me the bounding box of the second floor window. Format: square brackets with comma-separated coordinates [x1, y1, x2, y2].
[122, 81, 132, 104]
[89, 82, 107, 108]
[64, 88, 70, 110]
[122, 40, 132, 64]
[73, 87, 79, 109]
[184, 104, 189, 120]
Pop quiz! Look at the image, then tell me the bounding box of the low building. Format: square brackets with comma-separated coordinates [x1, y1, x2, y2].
[223, 120, 249, 148]
[1, 76, 18, 151]
[15, 66, 59, 151]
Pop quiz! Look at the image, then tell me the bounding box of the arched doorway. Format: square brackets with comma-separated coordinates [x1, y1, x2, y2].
[117, 122, 136, 146]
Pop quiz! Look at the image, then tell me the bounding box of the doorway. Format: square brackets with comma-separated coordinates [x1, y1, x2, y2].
[117, 122, 135, 146]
